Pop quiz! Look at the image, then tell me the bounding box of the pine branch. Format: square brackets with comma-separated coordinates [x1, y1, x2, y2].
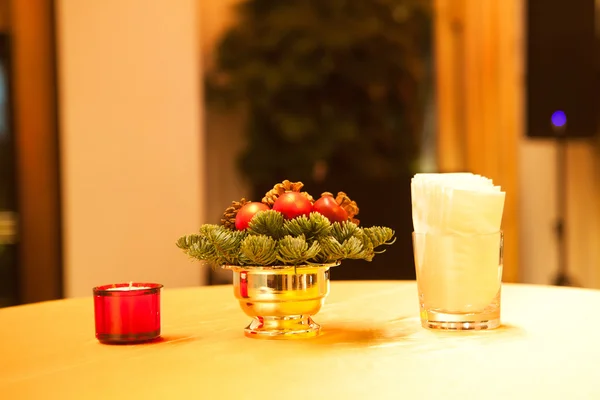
[176, 233, 203, 251]
[314, 236, 344, 264]
[239, 235, 278, 265]
[247, 210, 286, 239]
[199, 224, 221, 236]
[204, 225, 246, 265]
[186, 237, 219, 263]
[283, 212, 332, 242]
[330, 221, 361, 243]
[363, 226, 396, 248]
[358, 233, 376, 261]
[177, 225, 246, 265]
[317, 233, 371, 262]
[340, 236, 368, 259]
[276, 235, 321, 265]
[177, 213, 396, 266]
[358, 226, 396, 261]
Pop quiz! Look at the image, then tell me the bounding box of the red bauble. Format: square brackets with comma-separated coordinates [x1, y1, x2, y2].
[312, 193, 348, 223]
[272, 192, 312, 220]
[235, 202, 270, 230]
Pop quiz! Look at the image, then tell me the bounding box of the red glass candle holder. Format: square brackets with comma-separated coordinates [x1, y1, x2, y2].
[93, 283, 163, 344]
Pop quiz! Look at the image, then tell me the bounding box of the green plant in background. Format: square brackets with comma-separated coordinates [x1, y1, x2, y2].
[206, 0, 432, 189]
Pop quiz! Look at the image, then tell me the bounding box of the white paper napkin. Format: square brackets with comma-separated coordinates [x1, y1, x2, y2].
[411, 173, 505, 234]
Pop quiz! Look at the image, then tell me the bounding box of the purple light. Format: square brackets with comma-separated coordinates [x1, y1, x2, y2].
[551, 110, 567, 127]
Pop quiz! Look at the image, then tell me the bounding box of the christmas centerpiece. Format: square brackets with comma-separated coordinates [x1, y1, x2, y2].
[177, 180, 395, 339]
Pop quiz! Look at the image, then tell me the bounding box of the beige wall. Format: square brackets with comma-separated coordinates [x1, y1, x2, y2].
[55, 0, 206, 297]
[520, 140, 600, 288]
[518, 141, 559, 285]
[567, 142, 600, 288]
[518, 0, 600, 289]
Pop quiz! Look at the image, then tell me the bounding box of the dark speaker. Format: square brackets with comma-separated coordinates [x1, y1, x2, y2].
[526, 0, 598, 138]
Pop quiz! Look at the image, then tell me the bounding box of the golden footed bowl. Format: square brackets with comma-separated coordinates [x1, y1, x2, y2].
[222, 263, 338, 339]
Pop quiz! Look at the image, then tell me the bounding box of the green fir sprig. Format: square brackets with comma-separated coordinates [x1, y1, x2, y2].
[177, 211, 395, 267]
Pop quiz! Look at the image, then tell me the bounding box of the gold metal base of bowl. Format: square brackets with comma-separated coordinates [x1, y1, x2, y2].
[223, 264, 338, 339]
[244, 315, 320, 339]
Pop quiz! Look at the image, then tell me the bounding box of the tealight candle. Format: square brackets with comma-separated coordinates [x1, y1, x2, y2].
[93, 282, 163, 344]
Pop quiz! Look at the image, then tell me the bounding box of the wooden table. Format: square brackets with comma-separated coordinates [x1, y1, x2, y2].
[1, 281, 599, 399]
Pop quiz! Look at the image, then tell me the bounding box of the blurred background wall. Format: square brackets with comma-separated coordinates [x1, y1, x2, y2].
[1, 0, 600, 305]
[55, 0, 206, 297]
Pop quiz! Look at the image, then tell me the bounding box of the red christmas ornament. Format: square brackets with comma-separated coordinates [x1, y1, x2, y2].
[235, 202, 270, 230]
[312, 193, 348, 223]
[272, 192, 312, 220]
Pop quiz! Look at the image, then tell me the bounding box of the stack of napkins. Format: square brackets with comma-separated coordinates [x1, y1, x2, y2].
[411, 173, 505, 234]
[411, 173, 505, 312]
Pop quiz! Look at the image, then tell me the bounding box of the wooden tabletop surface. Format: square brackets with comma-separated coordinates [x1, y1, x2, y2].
[1, 281, 599, 399]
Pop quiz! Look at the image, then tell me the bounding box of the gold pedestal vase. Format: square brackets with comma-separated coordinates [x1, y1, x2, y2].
[223, 263, 338, 339]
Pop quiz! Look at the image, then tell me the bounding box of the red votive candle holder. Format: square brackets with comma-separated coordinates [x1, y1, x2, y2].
[93, 282, 163, 344]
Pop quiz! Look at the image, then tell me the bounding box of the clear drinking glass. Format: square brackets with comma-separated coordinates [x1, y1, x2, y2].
[412, 231, 503, 330]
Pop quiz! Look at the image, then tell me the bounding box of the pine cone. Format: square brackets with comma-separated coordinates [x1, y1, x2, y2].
[262, 180, 314, 206]
[335, 191, 360, 225]
[221, 198, 250, 230]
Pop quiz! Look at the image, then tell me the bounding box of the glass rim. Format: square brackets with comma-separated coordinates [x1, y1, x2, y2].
[93, 282, 163, 296]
